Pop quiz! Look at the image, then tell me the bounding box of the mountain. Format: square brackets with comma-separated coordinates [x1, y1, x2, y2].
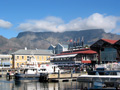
[0, 29, 120, 54]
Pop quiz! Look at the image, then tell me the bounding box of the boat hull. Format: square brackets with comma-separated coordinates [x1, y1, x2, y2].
[15, 73, 40, 81]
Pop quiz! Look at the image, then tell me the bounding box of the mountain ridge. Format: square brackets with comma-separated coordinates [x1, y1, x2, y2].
[0, 29, 120, 54]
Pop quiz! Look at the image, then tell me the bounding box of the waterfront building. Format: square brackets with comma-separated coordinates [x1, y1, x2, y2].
[90, 38, 119, 64]
[48, 44, 55, 54]
[50, 48, 97, 66]
[55, 43, 68, 54]
[48, 43, 68, 54]
[12, 48, 53, 68]
[0, 54, 12, 68]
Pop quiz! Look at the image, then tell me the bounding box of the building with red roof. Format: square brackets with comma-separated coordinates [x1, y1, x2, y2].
[50, 48, 98, 66]
[50, 38, 120, 67]
[90, 38, 120, 64]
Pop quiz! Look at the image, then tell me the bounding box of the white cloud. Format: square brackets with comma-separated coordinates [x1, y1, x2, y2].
[0, 19, 12, 29]
[18, 13, 120, 33]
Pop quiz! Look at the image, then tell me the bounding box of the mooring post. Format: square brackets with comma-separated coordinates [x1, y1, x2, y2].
[71, 69, 73, 78]
[58, 70, 60, 79]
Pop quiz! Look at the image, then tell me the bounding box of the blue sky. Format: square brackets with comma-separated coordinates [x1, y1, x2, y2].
[0, 0, 120, 39]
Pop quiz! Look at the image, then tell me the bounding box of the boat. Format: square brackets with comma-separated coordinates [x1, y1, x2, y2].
[77, 66, 120, 89]
[15, 65, 40, 81]
[14, 55, 41, 81]
[37, 64, 67, 74]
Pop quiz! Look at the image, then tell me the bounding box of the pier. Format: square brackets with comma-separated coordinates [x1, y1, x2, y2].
[39, 71, 81, 82]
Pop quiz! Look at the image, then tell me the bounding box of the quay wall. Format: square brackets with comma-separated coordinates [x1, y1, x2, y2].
[48, 73, 80, 79]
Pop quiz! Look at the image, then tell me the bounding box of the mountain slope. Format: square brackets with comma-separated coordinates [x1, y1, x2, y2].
[0, 29, 120, 54]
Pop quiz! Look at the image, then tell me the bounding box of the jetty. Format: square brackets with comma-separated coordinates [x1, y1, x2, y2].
[39, 72, 80, 82]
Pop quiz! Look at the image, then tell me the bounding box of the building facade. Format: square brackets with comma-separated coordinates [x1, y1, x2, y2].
[0, 54, 12, 68]
[90, 38, 120, 63]
[48, 44, 55, 54]
[48, 43, 68, 54]
[50, 48, 97, 66]
[12, 49, 53, 68]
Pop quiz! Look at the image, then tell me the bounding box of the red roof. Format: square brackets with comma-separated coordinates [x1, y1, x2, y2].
[72, 50, 97, 54]
[57, 49, 97, 56]
[101, 38, 118, 44]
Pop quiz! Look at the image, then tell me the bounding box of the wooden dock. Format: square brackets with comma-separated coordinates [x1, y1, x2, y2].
[39, 73, 80, 82]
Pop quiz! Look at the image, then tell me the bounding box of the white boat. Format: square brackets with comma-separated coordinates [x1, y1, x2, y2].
[15, 54, 67, 81]
[77, 70, 120, 87]
[15, 55, 40, 80]
[37, 64, 67, 74]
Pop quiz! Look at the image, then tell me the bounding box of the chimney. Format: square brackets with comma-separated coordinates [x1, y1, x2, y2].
[25, 47, 27, 50]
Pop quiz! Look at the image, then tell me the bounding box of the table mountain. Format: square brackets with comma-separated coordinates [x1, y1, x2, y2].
[0, 29, 120, 54]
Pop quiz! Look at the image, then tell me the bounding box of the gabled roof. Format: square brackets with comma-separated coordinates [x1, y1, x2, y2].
[101, 38, 118, 44]
[90, 38, 118, 49]
[50, 44, 56, 48]
[12, 49, 53, 55]
[56, 43, 68, 49]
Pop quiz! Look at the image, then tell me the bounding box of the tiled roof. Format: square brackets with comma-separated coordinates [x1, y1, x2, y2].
[57, 49, 97, 55]
[12, 49, 53, 55]
[101, 38, 118, 44]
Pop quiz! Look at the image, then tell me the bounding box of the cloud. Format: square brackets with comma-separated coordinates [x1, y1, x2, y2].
[18, 13, 120, 33]
[0, 19, 12, 29]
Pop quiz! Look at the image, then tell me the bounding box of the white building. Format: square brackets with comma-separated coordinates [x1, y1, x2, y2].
[48, 43, 68, 54]
[0, 54, 12, 68]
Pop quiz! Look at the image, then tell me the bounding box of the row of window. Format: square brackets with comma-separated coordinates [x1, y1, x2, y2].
[16, 56, 50, 61]
[0, 58, 11, 61]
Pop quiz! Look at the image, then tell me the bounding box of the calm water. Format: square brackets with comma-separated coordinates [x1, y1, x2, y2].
[0, 77, 118, 90]
[0, 77, 94, 90]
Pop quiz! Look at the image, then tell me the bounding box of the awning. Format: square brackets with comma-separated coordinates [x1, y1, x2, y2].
[50, 54, 77, 59]
[82, 60, 91, 63]
[0, 62, 11, 65]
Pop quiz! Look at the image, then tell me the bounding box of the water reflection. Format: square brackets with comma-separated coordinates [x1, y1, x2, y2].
[1, 78, 116, 90]
[14, 81, 80, 90]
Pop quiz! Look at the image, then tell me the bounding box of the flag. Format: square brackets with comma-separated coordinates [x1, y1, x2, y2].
[81, 36, 84, 47]
[70, 39, 73, 42]
[77, 37, 80, 46]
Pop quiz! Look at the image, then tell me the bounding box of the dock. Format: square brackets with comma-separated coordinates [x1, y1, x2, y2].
[39, 72, 80, 82]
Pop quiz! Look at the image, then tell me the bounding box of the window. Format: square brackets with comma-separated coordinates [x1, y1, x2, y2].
[22, 56, 24, 59]
[17, 63, 19, 66]
[17, 56, 19, 59]
[37, 56, 39, 60]
[27, 56, 30, 61]
[42, 56, 44, 60]
[46, 56, 49, 60]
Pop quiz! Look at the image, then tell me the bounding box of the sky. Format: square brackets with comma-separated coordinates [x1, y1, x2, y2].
[0, 0, 120, 39]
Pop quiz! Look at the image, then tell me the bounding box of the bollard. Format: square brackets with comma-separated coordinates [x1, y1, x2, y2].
[71, 69, 73, 78]
[58, 70, 60, 79]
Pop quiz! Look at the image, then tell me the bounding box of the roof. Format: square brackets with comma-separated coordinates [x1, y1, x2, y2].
[12, 49, 53, 55]
[101, 38, 118, 44]
[57, 49, 97, 55]
[56, 43, 68, 48]
[50, 54, 77, 58]
[90, 38, 118, 50]
[49, 44, 56, 48]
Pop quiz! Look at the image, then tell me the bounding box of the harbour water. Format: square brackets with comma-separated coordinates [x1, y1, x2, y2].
[0, 77, 94, 90]
[1, 77, 119, 90]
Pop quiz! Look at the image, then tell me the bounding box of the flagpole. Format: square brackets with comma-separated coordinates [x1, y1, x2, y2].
[81, 36, 84, 48]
